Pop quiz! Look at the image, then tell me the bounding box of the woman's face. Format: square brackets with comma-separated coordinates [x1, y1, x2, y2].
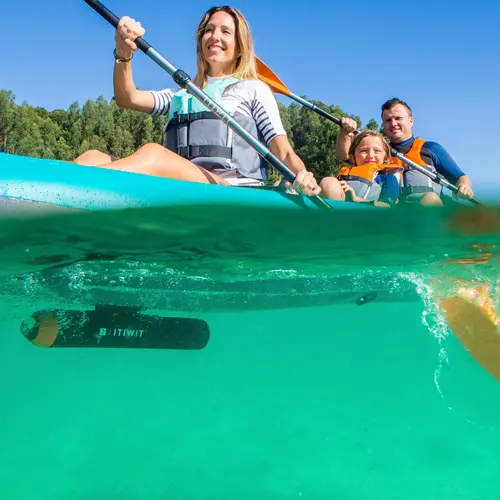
[201, 11, 239, 73]
[352, 136, 386, 165]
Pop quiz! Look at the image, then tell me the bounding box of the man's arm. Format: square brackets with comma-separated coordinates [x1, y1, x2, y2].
[426, 141, 474, 200]
[335, 117, 357, 162]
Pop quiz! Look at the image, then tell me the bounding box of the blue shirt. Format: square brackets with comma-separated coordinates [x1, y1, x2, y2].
[375, 174, 399, 206]
[390, 136, 465, 184]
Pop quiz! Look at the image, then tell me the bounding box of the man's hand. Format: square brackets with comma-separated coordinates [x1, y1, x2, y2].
[454, 176, 474, 200]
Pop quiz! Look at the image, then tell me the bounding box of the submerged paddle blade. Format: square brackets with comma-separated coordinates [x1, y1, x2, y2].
[440, 296, 500, 381]
[256, 57, 290, 96]
[21, 305, 210, 350]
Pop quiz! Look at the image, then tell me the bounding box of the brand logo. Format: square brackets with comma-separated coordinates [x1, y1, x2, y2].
[97, 327, 145, 338]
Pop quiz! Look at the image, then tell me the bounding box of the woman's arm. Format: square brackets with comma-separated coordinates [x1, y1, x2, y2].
[268, 136, 321, 196]
[252, 81, 321, 196]
[113, 16, 155, 113]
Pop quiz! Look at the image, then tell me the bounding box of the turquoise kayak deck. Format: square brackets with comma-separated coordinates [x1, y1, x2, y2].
[0, 152, 376, 212]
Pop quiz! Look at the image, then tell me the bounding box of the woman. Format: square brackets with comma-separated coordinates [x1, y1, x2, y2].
[320, 129, 401, 207]
[74, 6, 320, 196]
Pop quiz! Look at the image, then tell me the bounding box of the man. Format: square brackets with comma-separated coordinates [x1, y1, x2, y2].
[334, 98, 474, 205]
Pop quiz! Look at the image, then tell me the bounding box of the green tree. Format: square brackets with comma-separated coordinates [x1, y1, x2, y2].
[0, 87, 379, 182]
[135, 115, 153, 149]
[366, 118, 379, 131]
[0, 91, 15, 152]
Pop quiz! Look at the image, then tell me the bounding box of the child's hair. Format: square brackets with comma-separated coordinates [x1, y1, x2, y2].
[348, 130, 391, 164]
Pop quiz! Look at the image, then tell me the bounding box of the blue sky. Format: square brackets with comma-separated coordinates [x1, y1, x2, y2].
[3, 0, 500, 192]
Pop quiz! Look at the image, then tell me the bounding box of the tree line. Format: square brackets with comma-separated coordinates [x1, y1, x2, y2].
[0, 89, 379, 183]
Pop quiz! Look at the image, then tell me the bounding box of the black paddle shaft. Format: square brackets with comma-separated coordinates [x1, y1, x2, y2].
[84, 0, 332, 210]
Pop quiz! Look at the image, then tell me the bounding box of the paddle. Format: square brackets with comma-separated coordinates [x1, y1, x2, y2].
[256, 58, 482, 206]
[83, 0, 331, 211]
[21, 305, 210, 350]
[440, 294, 500, 381]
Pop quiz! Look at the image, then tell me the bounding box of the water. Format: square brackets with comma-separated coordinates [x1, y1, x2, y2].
[1, 200, 499, 499]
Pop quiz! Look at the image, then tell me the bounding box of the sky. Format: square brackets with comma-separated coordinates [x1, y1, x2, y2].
[2, 0, 500, 194]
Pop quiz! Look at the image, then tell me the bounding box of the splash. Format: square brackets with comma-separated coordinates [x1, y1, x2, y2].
[399, 272, 451, 400]
[404, 267, 500, 432]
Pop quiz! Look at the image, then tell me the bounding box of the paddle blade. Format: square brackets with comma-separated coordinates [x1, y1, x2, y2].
[440, 296, 500, 380]
[256, 57, 291, 96]
[21, 305, 210, 350]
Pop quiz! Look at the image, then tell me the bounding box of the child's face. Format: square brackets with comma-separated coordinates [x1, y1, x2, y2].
[353, 136, 386, 165]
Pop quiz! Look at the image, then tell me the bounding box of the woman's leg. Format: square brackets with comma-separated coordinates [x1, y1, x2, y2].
[319, 176, 346, 201]
[73, 150, 117, 166]
[76, 144, 230, 186]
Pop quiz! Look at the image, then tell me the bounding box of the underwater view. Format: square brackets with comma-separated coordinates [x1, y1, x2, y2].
[1, 196, 499, 499]
[2, 0, 500, 495]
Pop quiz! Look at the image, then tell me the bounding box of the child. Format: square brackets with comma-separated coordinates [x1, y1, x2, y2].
[320, 130, 401, 207]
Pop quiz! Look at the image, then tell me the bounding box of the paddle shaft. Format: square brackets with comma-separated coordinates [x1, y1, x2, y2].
[84, 0, 331, 210]
[288, 92, 481, 205]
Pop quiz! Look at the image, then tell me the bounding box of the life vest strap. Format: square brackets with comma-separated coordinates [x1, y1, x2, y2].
[178, 145, 232, 159]
[401, 185, 436, 196]
[337, 174, 373, 186]
[166, 111, 219, 131]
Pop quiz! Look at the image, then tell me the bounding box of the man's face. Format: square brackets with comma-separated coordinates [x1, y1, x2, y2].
[382, 104, 414, 143]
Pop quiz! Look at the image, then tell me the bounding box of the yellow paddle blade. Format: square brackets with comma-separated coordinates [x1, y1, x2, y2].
[31, 312, 59, 348]
[256, 57, 291, 96]
[445, 206, 500, 236]
[440, 293, 500, 380]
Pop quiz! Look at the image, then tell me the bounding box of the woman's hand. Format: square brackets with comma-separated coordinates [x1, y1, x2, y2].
[115, 16, 146, 58]
[292, 170, 322, 197]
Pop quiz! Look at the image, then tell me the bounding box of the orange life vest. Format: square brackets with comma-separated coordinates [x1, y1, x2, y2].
[388, 137, 441, 198]
[337, 163, 402, 201]
[388, 138, 427, 167]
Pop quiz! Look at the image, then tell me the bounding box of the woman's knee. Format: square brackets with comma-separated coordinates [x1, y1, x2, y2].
[73, 149, 115, 166]
[134, 143, 176, 169]
[136, 143, 169, 158]
[136, 143, 165, 154]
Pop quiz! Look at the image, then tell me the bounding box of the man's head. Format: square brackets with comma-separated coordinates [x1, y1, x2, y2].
[381, 98, 414, 143]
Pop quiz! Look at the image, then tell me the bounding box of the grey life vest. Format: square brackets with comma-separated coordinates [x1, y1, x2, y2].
[400, 168, 442, 198]
[337, 164, 383, 201]
[161, 77, 268, 181]
[346, 177, 381, 201]
[392, 138, 442, 199]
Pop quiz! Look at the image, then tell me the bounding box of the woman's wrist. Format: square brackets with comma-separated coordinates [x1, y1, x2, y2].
[114, 39, 133, 60]
[114, 48, 133, 63]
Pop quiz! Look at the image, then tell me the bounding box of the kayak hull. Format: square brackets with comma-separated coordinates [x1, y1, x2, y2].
[0, 152, 375, 213]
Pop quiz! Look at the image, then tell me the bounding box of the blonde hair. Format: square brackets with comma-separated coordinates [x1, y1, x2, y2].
[348, 130, 391, 164]
[193, 6, 257, 88]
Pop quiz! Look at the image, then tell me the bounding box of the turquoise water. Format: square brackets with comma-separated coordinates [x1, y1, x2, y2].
[1, 201, 500, 499]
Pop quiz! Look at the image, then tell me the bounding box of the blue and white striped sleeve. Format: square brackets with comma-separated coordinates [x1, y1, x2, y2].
[149, 89, 174, 116]
[250, 81, 287, 145]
